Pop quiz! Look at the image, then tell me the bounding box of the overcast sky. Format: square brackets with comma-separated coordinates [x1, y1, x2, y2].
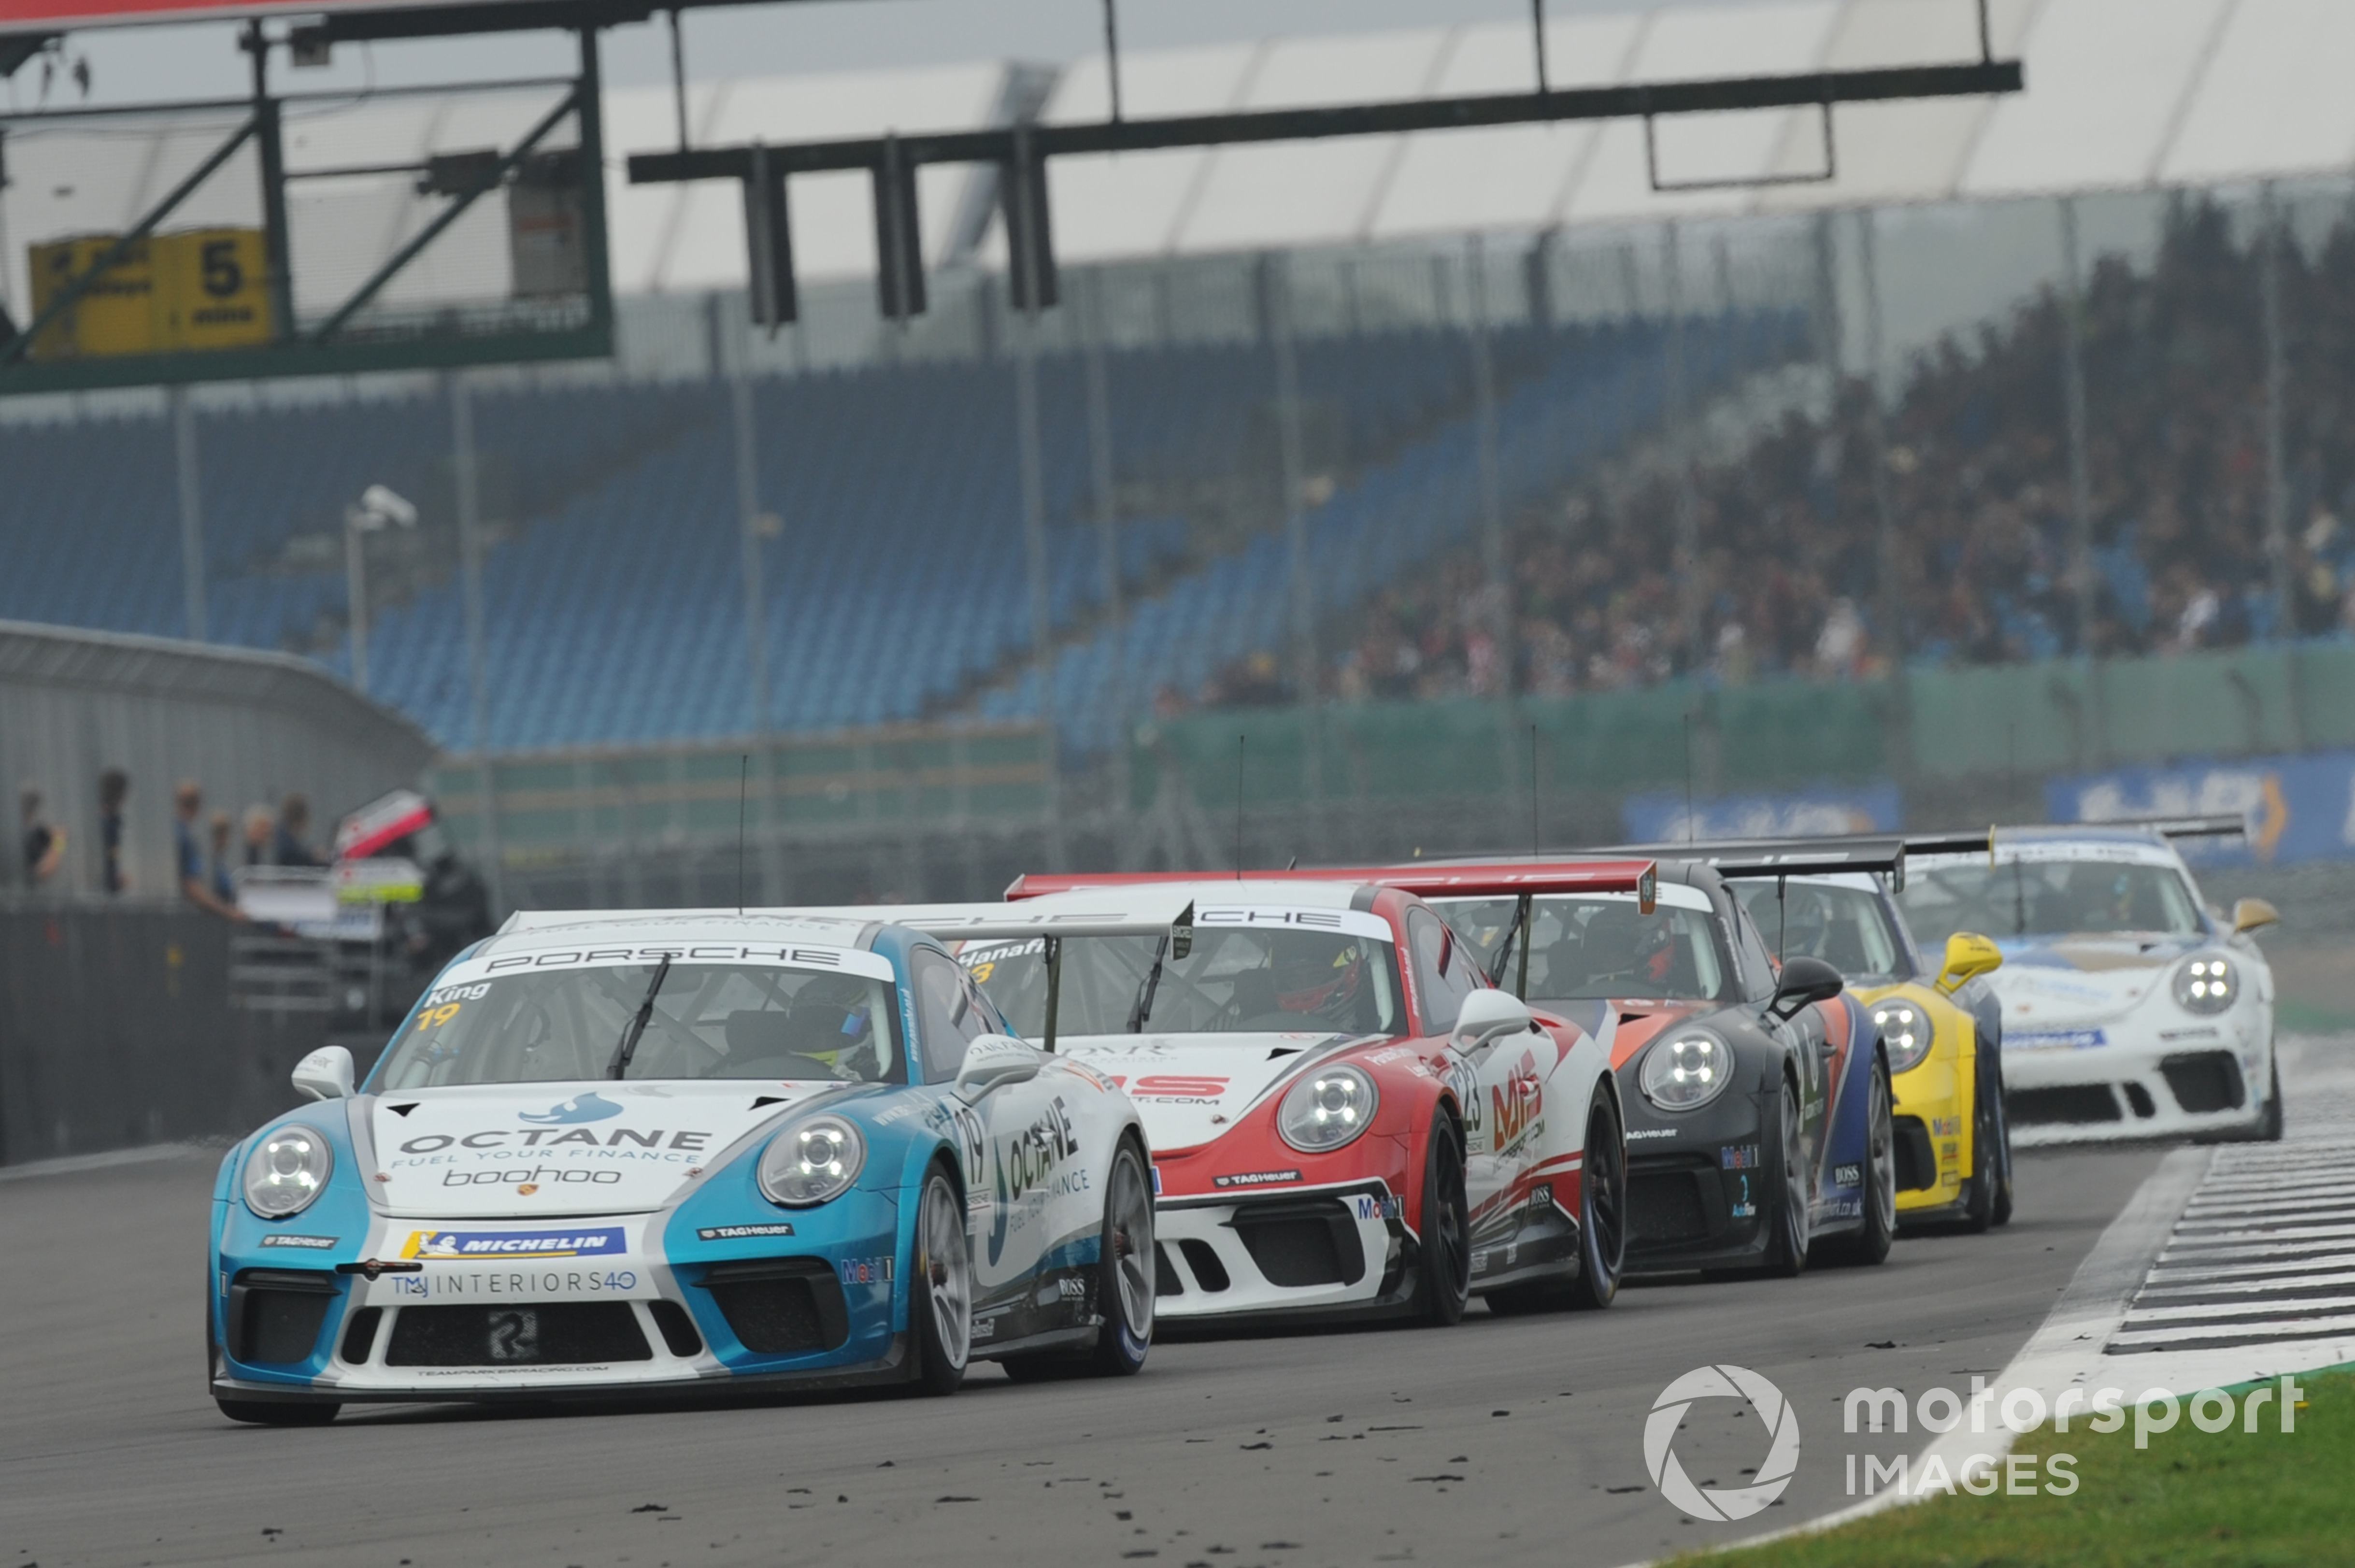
[10, 0, 1768, 111]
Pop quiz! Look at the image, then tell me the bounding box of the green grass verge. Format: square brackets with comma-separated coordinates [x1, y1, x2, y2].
[1679, 1370, 2354, 1568]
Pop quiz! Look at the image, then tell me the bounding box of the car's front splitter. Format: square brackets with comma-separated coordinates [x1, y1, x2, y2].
[212, 1336, 915, 1407]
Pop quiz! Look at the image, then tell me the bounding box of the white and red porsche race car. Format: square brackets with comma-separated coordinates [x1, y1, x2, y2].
[886, 865, 1651, 1326]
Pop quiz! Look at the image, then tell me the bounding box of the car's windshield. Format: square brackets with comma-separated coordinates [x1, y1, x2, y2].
[961, 928, 1405, 1039]
[1898, 857, 2204, 943]
[1733, 880, 1908, 980]
[1437, 895, 1728, 1002]
[375, 960, 901, 1089]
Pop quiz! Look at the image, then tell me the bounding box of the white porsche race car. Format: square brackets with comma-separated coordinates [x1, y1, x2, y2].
[1897, 826, 2281, 1145]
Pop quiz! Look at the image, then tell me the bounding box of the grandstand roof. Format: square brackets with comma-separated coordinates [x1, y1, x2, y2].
[3, 0, 2348, 306]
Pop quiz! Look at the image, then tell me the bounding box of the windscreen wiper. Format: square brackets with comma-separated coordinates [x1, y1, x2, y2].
[607, 955, 674, 1079]
[1128, 935, 1170, 1033]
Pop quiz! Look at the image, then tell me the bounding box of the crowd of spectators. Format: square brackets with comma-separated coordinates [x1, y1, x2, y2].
[1192, 199, 2355, 710]
[18, 772, 321, 918]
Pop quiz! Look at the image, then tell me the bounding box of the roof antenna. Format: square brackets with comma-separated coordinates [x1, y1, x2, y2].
[736, 754, 749, 915]
[1234, 733, 1246, 880]
[1777, 873, 1787, 963]
[1530, 721, 1540, 858]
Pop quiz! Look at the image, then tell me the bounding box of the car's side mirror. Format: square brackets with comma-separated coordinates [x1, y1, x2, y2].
[1451, 988, 1535, 1053]
[1935, 932, 2004, 996]
[1769, 955, 1844, 1019]
[291, 1045, 355, 1102]
[955, 1034, 1045, 1097]
[2231, 897, 2280, 935]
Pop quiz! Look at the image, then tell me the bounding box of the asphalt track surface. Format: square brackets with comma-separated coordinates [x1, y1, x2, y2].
[1, 1137, 2172, 1568]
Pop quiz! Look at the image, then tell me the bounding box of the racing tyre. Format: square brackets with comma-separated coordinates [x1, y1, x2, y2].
[1089, 1138, 1155, 1375]
[1005, 1138, 1156, 1382]
[1566, 1090, 1627, 1309]
[1414, 1114, 1470, 1326]
[214, 1398, 339, 1426]
[1815, 1058, 1895, 1267]
[1989, 1060, 2015, 1225]
[910, 1166, 971, 1397]
[1484, 1094, 1627, 1316]
[2259, 1059, 2285, 1143]
[1963, 1057, 2006, 1233]
[1764, 1078, 1810, 1279]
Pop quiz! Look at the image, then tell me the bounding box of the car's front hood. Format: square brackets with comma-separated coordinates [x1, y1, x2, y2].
[1988, 935, 2200, 1034]
[364, 1080, 839, 1218]
[1059, 1032, 1353, 1154]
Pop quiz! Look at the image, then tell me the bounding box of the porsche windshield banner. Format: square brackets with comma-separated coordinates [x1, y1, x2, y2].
[1, 0, 547, 34]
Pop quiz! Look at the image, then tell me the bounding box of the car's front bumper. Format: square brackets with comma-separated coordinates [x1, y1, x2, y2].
[2002, 1010, 2271, 1145]
[1149, 1179, 1416, 1327]
[1891, 1055, 1970, 1222]
[210, 1196, 913, 1402]
[1620, 1087, 1775, 1273]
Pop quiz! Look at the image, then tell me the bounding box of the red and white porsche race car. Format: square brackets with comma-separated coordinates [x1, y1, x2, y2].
[909, 865, 1652, 1326]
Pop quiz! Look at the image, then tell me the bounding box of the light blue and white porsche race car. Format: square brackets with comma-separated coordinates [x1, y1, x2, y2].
[208, 910, 1157, 1424]
[1897, 825, 2281, 1146]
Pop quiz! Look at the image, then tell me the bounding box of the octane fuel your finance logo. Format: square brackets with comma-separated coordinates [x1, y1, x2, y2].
[1646, 1366, 1801, 1521]
[518, 1093, 625, 1126]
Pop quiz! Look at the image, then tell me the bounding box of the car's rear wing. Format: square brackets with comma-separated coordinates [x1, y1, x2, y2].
[1006, 861, 1657, 906]
[1599, 835, 1908, 882]
[2074, 813, 2248, 842]
[1006, 864, 1658, 1002]
[785, 891, 1202, 1053]
[1594, 831, 1997, 890]
[786, 890, 1200, 943]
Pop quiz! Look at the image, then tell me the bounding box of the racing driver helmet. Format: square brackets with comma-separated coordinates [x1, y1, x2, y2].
[1580, 903, 1679, 990]
[1272, 939, 1371, 1029]
[786, 975, 885, 1079]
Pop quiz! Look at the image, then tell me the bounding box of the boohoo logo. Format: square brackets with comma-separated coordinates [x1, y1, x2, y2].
[518, 1093, 625, 1126]
[1645, 1365, 1801, 1521]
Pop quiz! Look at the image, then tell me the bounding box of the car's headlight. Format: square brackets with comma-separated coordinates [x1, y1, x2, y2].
[1872, 999, 1935, 1075]
[2173, 955, 2239, 1015]
[1278, 1065, 1379, 1153]
[757, 1114, 868, 1206]
[243, 1125, 333, 1219]
[1640, 1032, 1735, 1111]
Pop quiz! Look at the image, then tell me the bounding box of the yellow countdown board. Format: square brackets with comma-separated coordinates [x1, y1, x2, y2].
[25, 228, 272, 360]
[28, 235, 157, 359]
[155, 229, 273, 352]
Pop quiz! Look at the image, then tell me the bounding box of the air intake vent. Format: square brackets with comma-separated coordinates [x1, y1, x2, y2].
[2010, 1085, 2123, 1125]
[385, 1302, 651, 1367]
[699, 1259, 848, 1354]
[2161, 1052, 2246, 1115]
[1232, 1201, 1362, 1288]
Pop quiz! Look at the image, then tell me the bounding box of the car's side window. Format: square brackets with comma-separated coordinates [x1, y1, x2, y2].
[1727, 901, 1780, 1001]
[912, 950, 990, 1082]
[959, 969, 1010, 1039]
[1407, 906, 1481, 1034]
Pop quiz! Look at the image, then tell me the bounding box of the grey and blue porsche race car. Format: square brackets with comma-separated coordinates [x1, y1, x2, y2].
[208, 910, 1157, 1423]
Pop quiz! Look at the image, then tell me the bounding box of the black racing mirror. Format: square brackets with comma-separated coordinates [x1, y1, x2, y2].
[1769, 955, 1844, 1019]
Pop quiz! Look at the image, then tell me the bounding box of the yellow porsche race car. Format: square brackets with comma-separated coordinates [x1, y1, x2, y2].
[1610, 835, 2014, 1231]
